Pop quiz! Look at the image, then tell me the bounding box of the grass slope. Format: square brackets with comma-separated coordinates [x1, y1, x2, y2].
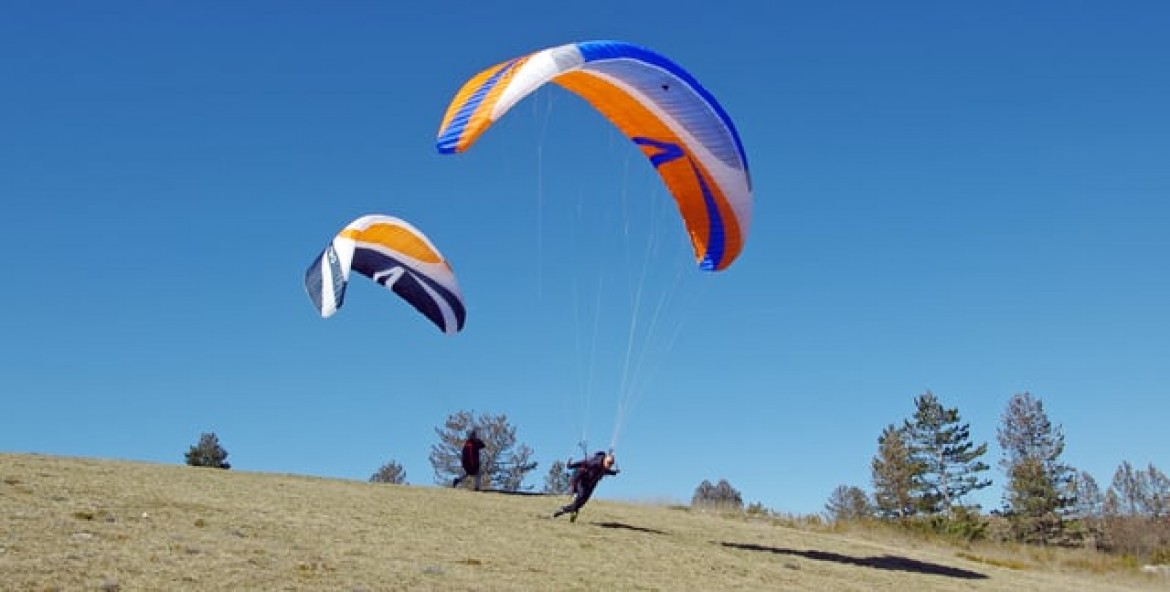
[0, 453, 1161, 591]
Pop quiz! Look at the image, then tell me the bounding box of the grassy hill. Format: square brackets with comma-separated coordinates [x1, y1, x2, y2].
[0, 453, 1162, 591]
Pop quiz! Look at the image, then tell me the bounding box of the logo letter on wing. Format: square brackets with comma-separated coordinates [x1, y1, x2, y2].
[373, 266, 406, 288]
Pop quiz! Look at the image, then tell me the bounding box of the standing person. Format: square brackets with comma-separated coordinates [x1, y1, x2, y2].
[453, 428, 486, 491]
[553, 451, 619, 521]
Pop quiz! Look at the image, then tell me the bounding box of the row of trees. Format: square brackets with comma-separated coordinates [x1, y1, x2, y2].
[692, 479, 745, 510]
[184, 411, 546, 490]
[186, 413, 738, 506]
[826, 391, 1169, 560]
[184, 394, 1164, 560]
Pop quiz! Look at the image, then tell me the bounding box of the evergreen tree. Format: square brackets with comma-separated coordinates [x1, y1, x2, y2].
[1106, 460, 1169, 518]
[1144, 463, 1170, 519]
[902, 391, 991, 514]
[496, 442, 538, 492]
[997, 392, 1074, 542]
[369, 460, 406, 484]
[184, 432, 231, 469]
[1102, 488, 1121, 517]
[543, 459, 571, 494]
[1067, 469, 1105, 547]
[1109, 460, 1143, 516]
[692, 479, 744, 510]
[1070, 470, 1103, 520]
[871, 424, 919, 518]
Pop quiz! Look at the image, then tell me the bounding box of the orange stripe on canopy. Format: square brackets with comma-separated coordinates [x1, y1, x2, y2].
[553, 71, 743, 270]
[341, 224, 444, 265]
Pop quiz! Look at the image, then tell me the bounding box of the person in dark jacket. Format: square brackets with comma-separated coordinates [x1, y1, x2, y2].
[452, 429, 486, 491]
[553, 451, 619, 521]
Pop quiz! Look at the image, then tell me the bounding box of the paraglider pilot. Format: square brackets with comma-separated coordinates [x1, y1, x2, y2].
[553, 451, 620, 521]
[453, 428, 486, 491]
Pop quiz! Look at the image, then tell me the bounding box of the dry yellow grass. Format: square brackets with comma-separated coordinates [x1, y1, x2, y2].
[1, 453, 1164, 591]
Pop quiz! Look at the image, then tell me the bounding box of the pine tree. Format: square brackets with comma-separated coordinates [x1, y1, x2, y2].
[871, 424, 919, 518]
[1070, 470, 1103, 520]
[1106, 461, 1169, 518]
[1067, 469, 1105, 547]
[370, 460, 406, 484]
[496, 442, 538, 492]
[543, 460, 571, 494]
[997, 392, 1074, 543]
[691, 479, 744, 510]
[1110, 460, 1144, 516]
[902, 391, 991, 514]
[1144, 463, 1170, 519]
[184, 432, 231, 469]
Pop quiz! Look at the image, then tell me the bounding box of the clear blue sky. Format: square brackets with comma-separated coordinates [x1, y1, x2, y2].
[2, 1, 1167, 515]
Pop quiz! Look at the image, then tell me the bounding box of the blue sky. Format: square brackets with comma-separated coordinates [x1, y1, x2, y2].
[2, 1, 1167, 515]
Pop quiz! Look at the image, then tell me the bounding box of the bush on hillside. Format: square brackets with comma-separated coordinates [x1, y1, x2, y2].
[184, 432, 231, 469]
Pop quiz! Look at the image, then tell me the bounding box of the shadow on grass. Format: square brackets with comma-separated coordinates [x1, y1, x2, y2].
[478, 489, 550, 497]
[717, 541, 988, 580]
[593, 521, 669, 535]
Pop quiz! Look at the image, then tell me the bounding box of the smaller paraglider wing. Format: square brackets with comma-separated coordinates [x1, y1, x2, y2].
[304, 242, 350, 318]
[304, 215, 466, 334]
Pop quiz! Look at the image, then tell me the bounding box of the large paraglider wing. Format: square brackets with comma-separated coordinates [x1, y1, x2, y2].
[304, 215, 467, 334]
[436, 40, 752, 271]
